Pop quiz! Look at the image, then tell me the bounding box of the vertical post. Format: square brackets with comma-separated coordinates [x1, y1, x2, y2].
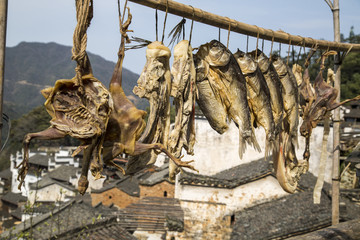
[0, 0, 7, 146]
[332, 0, 340, 226]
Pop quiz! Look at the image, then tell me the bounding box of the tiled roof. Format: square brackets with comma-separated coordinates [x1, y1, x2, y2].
[230, 171, 360, 240]
[139, 163, 171, 186]
[0, 194, 116, 240]
[0, 168, 12, 180]
[29, 175, 75, 191]
[56, 217, 136, 240]
[47, 165, 79, 182]
[28, 154, 50, 167]
[179, 157, 272, 188]
[117, 197, 184, 232]
[1, 192, 27, 206]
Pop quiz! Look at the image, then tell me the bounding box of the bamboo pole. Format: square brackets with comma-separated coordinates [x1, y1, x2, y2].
[331, 0, 340, 226]
[128, 0, 360, 52]
[0, 0, 7, 147]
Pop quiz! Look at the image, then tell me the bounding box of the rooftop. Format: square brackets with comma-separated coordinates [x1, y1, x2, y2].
[1, 192, 27, 206]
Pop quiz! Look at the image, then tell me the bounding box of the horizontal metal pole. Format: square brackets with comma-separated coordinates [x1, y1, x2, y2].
[128, 0, 360, 52]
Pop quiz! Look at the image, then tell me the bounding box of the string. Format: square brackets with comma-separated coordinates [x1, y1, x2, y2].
[246, 35, 249, 53]
[182, 18, 186, 40]
[269, 30, 274, 59]
[226, 18, 231, 49]
[120, 0, 128, 25]
[155, 8, 158, 41]
[218, 28, 221, 42]
[261, 38, 264, 52]
[161, 0, 169, 44]
[255, 26, 260, 60]
[287, 34, 292, 65]
[189, 6, 195, 44]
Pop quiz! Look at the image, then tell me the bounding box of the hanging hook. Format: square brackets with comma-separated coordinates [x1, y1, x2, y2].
[161, 0, 169, 44]
[218, 28, 221, 42]
[261, 38, 264, 52]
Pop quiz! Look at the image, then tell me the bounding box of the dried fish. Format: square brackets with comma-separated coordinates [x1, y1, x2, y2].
[168, 40, 197, 180]
[195, 40, 260, 158]
[234, 50, 275, 157]
[271, 55, 299, 148]
[251, 50, 284, 138]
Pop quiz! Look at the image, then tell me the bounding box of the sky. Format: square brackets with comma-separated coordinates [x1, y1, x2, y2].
[6, 0, 360, 75]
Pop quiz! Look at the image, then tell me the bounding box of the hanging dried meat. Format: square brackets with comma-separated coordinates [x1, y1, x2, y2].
[168, 40, 197, 180]
[234, 50, 275, 157]
[194, 40, 260, 158]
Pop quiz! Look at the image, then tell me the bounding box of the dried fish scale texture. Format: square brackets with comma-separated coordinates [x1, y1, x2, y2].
[169, 40, 196, 157]
[234, 50, 275, 157]
[251, 50, 284, 138]
[195, 40, 260, 158]
[41, 74, 113, 139]
[271, 55, 299, 148]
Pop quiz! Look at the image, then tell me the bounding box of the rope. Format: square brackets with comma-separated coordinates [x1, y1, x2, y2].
[189, 5, 195, 44]
[161, 0, 169, 44]
[226, 18, 231, 49]
[155, 8, 158, 41]
[255, 26, 260, 60]
[287, 36, 292, 65]
[72, 0, 93, 89]
[269, 30, 274, 59]
[218, 28, 221, 42]
[246, 35, 249, 53]
[261, 38, 264, 52]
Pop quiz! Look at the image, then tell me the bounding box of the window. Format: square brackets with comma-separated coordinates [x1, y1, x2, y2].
[163, 191, 167, 197]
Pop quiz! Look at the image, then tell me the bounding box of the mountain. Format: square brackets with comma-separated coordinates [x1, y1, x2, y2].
[3, 41, 147, 120]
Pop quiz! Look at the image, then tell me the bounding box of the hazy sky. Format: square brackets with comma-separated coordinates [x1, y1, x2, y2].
[6, 0, 360, 75]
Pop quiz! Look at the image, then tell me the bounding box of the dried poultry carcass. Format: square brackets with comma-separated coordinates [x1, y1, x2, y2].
[168, 40, 197, 180]
[250, 50, 284, 139]
[271, 55, 299, 148]
[195, 40, 260, 158]
[18, 70, 113, 195]
[300, 51, 360, 161]
[234, 50, 276, 157]
[129, 41, 196, 174]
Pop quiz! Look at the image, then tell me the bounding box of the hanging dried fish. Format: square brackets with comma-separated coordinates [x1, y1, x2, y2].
[251, 50, 284, 138]
[234, 50, 275, 157]
[271, 55, 299, 148]
[168, 40, 196, 180]
[195, 40, 260, 158]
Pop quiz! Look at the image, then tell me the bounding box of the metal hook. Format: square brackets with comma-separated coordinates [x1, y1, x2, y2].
[161, 0, 169, 44]
[189, 5, 195, 44]
[226, 17, 231, 49]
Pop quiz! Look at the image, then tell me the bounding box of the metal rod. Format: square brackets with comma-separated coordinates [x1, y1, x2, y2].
[128, 0, 360, 52]
[0, 0, 7, 147]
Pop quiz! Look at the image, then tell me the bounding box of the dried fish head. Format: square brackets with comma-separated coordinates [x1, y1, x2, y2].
[133, 41, 171, 99]
[271, 55, 288, 76]
[206, 40, 231, 67]
[233, 49, 257, 75]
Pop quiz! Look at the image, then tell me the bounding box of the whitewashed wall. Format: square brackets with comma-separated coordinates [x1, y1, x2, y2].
[180, 118, 334, 182]
[176, 176, 287, 215]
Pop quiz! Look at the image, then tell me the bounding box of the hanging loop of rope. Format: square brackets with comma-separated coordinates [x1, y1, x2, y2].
[255, 26, 260, 60]
[72, 0, 94, 89]
[286, 33, 292, 65]
[226, 18, 231, 49]
[155, 8, 159, 41]
[189, 5, 195, 44]
[161, 0, 169, 44]
[246, 35, 249, 53]
[269, 30, 275, 59]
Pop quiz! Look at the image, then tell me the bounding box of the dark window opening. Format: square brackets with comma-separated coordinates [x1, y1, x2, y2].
[231, 214, 235, 225]
[164, 191, 168, 197]
[109, 195, 112, 199]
